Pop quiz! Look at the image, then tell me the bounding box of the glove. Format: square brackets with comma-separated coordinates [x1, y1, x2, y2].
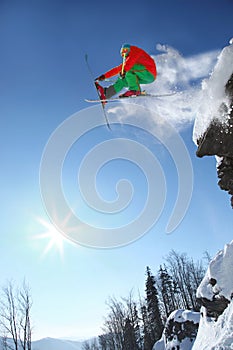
[120, 71, 126, 79]
[95, 74, 105, 82]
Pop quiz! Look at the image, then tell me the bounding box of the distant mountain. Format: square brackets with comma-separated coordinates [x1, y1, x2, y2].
[32, 338, 84, 350]
[0, 337, 85, 350]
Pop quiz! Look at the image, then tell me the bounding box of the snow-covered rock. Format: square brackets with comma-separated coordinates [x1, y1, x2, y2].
[193, 241, 233, 349]
[193, 39, 233, 143]
[192, 301, 233, 350]
[153, 309, 200, 350]
[153, 240, 233, 350]
[195, 242, 233, 323]
[197, 240, 233, 302]
[193, 38, 233, 207]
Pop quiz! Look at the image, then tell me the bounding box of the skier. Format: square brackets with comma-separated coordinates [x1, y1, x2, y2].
[95, 44, 157, 101]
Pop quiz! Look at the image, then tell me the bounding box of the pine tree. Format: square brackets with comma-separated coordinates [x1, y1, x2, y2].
[145, 267, 164, 349]
[122, 318, 138, 350]
[140, 304, 152, 350]
[132, 304, 143, 349]
[123, 292, 142, 349]
[98, 335, 107, 350]
[158, 265, 177, 317]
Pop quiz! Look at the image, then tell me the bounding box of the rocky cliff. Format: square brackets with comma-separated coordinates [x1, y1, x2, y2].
[194, 39, 233, 207]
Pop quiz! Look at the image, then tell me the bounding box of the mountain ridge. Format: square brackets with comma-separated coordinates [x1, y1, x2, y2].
[1, 337, 86, 350]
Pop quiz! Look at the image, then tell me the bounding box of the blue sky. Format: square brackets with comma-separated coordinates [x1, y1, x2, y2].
[1, 0, 233, 341]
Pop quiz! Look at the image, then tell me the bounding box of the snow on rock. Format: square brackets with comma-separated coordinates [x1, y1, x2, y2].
[192, 301, 233, 350]
[193, 38, 233, 207]
[153, 309, 200, 350]
[197, 240, 233, 301]
[193, 39, 233, 143]
[154, 240, 233, 350]
[192, 240, 233, 349]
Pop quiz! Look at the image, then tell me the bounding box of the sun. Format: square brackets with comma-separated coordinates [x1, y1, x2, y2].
[35, 217, 66, 259]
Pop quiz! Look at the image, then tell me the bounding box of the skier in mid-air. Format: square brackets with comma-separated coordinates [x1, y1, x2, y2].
[95, 44, 157, 101]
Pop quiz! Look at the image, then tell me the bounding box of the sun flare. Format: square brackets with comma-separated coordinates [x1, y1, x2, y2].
[35, 217, 65, 258]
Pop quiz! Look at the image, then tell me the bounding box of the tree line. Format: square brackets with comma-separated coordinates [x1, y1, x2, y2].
[83, 250, 207, 350]
[0, 250, 207, 350]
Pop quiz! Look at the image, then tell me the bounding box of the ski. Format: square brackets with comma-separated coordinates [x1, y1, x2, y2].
[85, 91, 176, 103]
[84, 54, 111, 130]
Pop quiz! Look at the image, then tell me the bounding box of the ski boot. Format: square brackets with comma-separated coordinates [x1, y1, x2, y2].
[95, 82, 106, 101]
[119, 90, 141, 98]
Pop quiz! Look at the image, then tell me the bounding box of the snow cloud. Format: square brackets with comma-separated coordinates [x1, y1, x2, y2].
[109, 45, 219, 130]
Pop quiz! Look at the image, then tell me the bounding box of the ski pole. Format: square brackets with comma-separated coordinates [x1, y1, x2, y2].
[121, 53, 126, 76]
